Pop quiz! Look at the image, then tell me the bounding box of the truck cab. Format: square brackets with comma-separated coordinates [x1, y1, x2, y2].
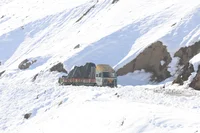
[95, 64, 117, 87]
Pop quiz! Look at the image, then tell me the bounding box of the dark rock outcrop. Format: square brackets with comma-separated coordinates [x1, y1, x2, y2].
[172, 41, 200, 88]
[32, 73, 39, 82]
[190, 65, 200, 90]
[18, 59, 37, 70]
[68, 62, 96, 78]
[24, 113, 32, 119]
[74, 44, 80, 49]
[174, 41, 200, 66]
[0, 70, 5, 77]
[117, 41, 172, 82]
[1, 15, 4, 19]
[112, 0, 119, 4]
[50, 63, 67, 73]
[173, 63, 194, 85]
[76, 5, 95, 23]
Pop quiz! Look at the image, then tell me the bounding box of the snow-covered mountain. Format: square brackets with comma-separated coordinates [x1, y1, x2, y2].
[1, 0, 200, 133]
[0, 0, 200, 85]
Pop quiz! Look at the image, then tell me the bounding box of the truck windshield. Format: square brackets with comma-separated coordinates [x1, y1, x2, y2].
[102, 72, 115, 78]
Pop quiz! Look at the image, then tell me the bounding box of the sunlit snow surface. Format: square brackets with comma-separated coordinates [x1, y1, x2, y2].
[1, 78, 200, 133]
[0, 0, 200, 73]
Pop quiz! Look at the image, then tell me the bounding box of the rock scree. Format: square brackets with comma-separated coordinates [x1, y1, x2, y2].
[117, 41, 172, 82]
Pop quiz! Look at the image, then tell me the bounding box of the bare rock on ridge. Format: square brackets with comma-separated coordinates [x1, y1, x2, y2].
[117, 41, 172, 82]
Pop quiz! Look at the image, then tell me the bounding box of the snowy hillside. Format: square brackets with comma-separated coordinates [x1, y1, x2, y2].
[1, 0, 200, 132]
[0, 0, 200, 83]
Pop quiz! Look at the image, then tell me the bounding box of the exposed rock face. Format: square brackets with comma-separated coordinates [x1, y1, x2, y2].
[190, 65, 200, 90]
[117, 41, 172, 82]
[32, 73, 39, 82]
[76, 5, 95, 23]
[24, 113, 32, 119]
[172, 41, 200, 88]
[74, 44, 80, 49]
[0, 70, 5, 77]
[50, 63, 67, 73]
[174, 41, 200, 66]
[18, 59, 37, 70]
[112, 0, 119, 4]
[173, 63, 194, 85]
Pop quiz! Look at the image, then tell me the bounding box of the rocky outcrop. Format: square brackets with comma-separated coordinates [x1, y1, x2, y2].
[24, 113, 32, 119]
[173, 63, 194, 85]
[50, 63, 67, 73]
[117, 41, 172, 82]
[112, 0, 119, 4]
[74, 44, 80, 49]
[0, 70, 5, 77]
[32, 73, 39, 82]
[18, 59, 37, 70]
[188, 62, 200, 91]
[76, 5, 95, 23]
[172, 41, 200, 88]
[174, 41, 200, 66]
[190, 65, 200, 90]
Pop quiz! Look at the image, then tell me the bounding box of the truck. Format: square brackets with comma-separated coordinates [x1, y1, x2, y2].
[58, 63, 117, 87]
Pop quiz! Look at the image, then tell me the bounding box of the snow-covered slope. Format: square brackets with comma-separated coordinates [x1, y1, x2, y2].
[0, 0, 200, 82]
[2, 81, 200, 133]
[1, 0, 200, 132]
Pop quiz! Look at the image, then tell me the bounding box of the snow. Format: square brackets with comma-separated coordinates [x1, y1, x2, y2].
[190, 54, 200, 71]
[0, 0, 200, 73]
[1, 80, 200, 133]
[1, 0, 200, 132]
[160, 60, 165, 66]
[117, 70, 152, 86]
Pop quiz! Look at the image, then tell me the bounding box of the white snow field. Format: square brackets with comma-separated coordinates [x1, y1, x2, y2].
[1, 0, 200, 132]
[1, 79, 200, 133]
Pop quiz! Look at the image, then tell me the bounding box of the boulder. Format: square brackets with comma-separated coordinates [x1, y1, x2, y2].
[117, 41, 172, 82]
[173, 63, 194, 85]
[18, 59, 37, 70]
[50, 63, 67, 73]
